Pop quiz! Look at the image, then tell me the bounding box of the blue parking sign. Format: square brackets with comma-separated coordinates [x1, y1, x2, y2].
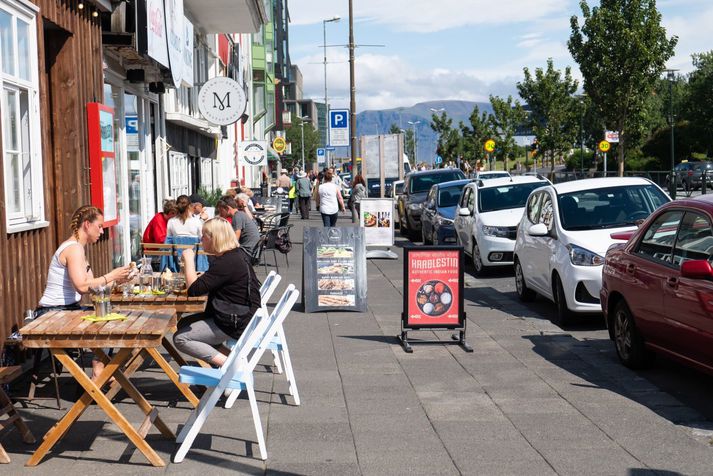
[329, 109, 350, 147]
[317, 148, 325, 157]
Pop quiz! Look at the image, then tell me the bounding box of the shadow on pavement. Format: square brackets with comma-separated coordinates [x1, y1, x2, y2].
[339, 335, 400, 345]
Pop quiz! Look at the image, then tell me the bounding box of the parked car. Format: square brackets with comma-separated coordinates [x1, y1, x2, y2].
[601, 194, 713, 373]
[454, 176, 549, 275]
[513, 177, 670, 325]
[665, 161, 713, 192]
[420, 179, 472, 245]
[397, 169, 467, 239]
[470, 171, 511, 180]
[392, 180, 404, 227]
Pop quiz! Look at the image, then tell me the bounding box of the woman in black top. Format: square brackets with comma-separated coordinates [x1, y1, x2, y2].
[173, 217, 261, 365]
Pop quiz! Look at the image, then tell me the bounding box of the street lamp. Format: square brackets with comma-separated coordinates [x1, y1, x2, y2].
[577, 94, 587, 177]
[323, 15, 340, 168]
[429, 107, 445, 114]
[664, 69, 678, 199]
[407, 120, 420, 166]
[299, 115, 310, 173]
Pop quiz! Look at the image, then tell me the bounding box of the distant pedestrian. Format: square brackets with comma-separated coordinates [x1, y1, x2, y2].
[349, 174, 367, 223]
[295, 170, 313, 219]
[316, 169, 345, 227]
[276, 169, 292, 189]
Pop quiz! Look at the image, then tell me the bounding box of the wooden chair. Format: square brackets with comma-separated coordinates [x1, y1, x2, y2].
[141, 242, 174, 258]
[174, 285, 299, 462]
[0, 365, 36, 463]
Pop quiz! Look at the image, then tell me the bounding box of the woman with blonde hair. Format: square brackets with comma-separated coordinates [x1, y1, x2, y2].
[36, 205, 131, 380]
[173, 218, 261, 365]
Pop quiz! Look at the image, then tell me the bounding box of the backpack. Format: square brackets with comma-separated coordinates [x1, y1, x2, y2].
[274, 227, 293, 254]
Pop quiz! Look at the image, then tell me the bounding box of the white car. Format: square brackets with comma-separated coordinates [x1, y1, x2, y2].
[470, 170, 511, 180]
[454, 176, 549, 275]
[513, 177, 670, 325]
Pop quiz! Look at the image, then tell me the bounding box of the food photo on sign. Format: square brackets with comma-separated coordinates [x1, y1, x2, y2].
[406, 249, 461, 327]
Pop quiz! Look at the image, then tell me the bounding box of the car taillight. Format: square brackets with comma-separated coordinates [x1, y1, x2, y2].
[688, 171, 694, 176]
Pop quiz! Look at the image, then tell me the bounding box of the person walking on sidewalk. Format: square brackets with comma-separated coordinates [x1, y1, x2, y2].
[349, 174, 367, 223]
[316, 169, 345, 227]
[295, 170, 313, 219]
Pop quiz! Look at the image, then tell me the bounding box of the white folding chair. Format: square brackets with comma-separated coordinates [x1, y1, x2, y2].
[174, 285, 300, 462]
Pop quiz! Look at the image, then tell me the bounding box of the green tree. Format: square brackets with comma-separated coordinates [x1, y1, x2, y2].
[568, 0, 678, 175]
[389, 123, 416, 162]
[684, 51, 713, 156]
[285, 115, 321, 170]
[489, 95, 527, 171]
[517, 59, 579, 176]
[430, 112, 462, 166]
[459, 105, 494, 169]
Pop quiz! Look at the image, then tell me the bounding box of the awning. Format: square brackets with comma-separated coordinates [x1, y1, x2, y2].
[183, 0, 267, 34]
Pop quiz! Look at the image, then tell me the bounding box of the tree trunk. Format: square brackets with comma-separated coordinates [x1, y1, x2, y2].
[618, 130, 625, 177]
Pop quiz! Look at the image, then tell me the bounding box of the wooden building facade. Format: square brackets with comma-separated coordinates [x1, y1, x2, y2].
[0, 0, 113, 344]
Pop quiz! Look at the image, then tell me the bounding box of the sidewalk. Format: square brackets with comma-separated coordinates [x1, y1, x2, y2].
[4, 210, 713, 475]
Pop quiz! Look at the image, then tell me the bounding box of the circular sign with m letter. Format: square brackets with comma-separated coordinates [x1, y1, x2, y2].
[198, 77, 247, 125]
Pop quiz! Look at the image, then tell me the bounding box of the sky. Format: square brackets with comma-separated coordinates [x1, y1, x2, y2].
[287, 0, 713, 112]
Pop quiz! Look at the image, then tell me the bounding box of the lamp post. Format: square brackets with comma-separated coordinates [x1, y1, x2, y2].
[665, 69, 678, 199]
[323, 15, 340, 169]
[407, 121, 420, 166]
[577, 94, 586, 177]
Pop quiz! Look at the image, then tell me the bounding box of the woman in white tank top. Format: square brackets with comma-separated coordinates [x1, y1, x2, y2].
[36, 205, 131, 381]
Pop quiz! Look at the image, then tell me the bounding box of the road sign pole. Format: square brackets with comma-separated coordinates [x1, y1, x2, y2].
[604, 152, 607, 176]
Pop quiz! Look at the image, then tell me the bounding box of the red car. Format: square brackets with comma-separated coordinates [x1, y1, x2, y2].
[601, 195, 713, 373]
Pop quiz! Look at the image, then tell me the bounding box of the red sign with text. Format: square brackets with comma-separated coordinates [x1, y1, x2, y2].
[406, 249, 460, 327]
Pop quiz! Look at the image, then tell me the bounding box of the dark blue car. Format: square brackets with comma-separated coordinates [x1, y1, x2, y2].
[420, 179, 472, 244]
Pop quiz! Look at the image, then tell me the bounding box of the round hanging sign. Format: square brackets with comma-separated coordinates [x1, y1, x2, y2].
[198, 76, 247, 126]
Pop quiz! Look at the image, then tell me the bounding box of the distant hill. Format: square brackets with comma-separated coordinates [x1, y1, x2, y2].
[355, 100, 492, 164]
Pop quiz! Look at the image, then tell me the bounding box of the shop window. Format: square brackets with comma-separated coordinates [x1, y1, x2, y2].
[0, 0, 44, 232]
[169, 151, 190, 197]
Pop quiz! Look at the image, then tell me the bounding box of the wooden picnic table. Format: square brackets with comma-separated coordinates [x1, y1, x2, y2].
[110, 292, 207, 314]
[19, 308, 197, 467]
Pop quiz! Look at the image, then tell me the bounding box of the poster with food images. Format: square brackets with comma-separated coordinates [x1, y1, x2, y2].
[404, 247, 464, 328]
[303, 227, 367, 313]
[360, 198, 394, 247]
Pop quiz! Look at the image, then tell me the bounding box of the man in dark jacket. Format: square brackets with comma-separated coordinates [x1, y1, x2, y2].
[295, 171, 313, 219]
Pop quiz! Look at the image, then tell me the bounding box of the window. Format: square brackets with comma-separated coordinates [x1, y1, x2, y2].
[527, 192, 543, 224]
[539, 194, 554, 231]
[168, 151, 190, 197]
[1, 0, 43, 232]
[636, 211, 683, 265]
[467, 188, 475, 211]
[672, 212, 713, 266]
[459, 188, 470, 208]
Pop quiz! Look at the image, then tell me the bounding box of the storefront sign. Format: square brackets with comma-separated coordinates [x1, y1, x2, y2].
[240, 141, 267, 166]
[403, 247, 464, 329]
[359, 198, 394, 247]
[146, 0, 168, 67]
[303, 227, 367, 313]
[198, 76, 247, 126]
[87, 103, 119, 227]
[165, 0, 184, 87]
[181, 16, 194, 88]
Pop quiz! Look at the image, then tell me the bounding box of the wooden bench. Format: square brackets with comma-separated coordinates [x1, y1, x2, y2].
[0, 365, 36, 463]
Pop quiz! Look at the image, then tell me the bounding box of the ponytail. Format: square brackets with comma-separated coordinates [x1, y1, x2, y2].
[69, 205, 103, 240]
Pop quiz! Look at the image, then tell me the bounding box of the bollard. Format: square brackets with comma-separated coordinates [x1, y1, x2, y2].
[703, 170, 708, 195]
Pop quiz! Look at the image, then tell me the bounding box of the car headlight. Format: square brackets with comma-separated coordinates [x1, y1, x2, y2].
[567, 244, 604, 266]
[408, 203, 422, 211]
[436, 215, 453, 226]
[482, 225, 510, 238]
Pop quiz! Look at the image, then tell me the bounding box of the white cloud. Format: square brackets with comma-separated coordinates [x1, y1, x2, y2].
[289, 0, 570, 32]
[663, 6, 713, 73]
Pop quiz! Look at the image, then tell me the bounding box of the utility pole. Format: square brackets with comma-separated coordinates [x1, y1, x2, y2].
[323, 16, 340, 169]
[408, 120, 420, 166]
[349, 0, 357, 175]
[665, 69, 678, 199]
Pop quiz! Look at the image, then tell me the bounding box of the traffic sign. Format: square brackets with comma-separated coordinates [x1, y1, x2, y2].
[434, 155, 443, 165]
[272, 136, 286, 154]
[317, 148, 325, 157]
[329, 109, 350, 147]
[598, 140, 611, 153]
[605, 131, 620, 143]
[484, 139, 496, 153]
[326, 146, 336, 151]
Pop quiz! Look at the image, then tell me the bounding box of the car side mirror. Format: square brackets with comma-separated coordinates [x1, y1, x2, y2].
[527, 223, 549, 236]
[610, 230, 635, 241]
[458, 207, 471, 217]
[680, 260, 713, 279]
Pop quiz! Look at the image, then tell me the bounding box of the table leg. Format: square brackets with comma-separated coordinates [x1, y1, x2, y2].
[103, 349, 144, 401]
[26, 349, 166, 468]
[25, 349, 134, 466]
[145, 347, 199, 408]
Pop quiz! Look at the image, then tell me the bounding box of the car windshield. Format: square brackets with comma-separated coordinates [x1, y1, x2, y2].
[410, 171, 465, 193]
[438, 185, 466, 207]
[478, 182, 548, 213]
[478, 172, 510, 180]
[558, 184, 669, 231]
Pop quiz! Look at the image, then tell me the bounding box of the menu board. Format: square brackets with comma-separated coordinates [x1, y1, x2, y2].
[360, 198, 395, 247]
[303, 227, 367, 313]
[403, 247, 464, 329]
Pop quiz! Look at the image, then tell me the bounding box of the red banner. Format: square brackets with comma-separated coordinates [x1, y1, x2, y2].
[406, 249, 460, 327]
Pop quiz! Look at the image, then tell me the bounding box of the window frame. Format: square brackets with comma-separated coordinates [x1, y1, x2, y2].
[0, 0, 45, 233]
[634, 209, 684, 267]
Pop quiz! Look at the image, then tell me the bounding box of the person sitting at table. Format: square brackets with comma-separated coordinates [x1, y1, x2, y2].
[166, 195, 203, 239]
[36, 205, 131, 381]
[142, 199, 177, 244]
[173, 218, 261, 366]
[215, 196, 237, 225]
[234, 193, 260, 256]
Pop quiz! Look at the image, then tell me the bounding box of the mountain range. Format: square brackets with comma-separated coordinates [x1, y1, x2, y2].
[354, 100, 492, 164]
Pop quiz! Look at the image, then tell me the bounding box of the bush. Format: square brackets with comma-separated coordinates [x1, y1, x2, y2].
[197, 186, 223, 207]
[565, 150, 596, 171]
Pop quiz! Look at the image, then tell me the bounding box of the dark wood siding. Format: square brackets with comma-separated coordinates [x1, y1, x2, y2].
[0, 0, 111, 345]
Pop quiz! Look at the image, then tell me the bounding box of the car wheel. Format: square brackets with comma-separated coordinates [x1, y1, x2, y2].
[472, 242, 486, 276]
[400, 212, 410, 237]
[613, 300, 653, 369]
[514, 259, 536, 302]
[551, 274, 571, 327]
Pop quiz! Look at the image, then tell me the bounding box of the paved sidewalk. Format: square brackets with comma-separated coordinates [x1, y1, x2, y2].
[4, 210, 713, 475]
